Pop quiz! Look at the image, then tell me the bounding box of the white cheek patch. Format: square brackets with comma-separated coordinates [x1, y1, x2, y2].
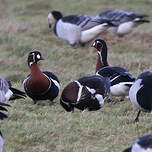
[37, 54, 41, 59]
[95, 94, 104, 107]
[48, 13, 56, 24]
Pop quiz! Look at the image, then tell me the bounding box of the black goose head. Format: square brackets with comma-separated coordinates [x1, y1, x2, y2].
[28, 50, 44, 67]
[48, 10, 63, 28]
[91, 39, 108, 69]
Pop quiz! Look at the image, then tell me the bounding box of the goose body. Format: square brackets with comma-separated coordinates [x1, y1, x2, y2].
[91, 39, 135, 100]
[129, 71, 152, 122]
[48, 10, 115, 46]
[60, 75, 110, 112]
[123, 134, 152, 152]
[0, 102, 10, 152]
[98, 9, 150, 36]
[23, 51, 60, 104]
[0, 78, 26, 103]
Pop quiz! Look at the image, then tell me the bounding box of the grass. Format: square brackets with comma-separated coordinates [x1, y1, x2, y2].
[0, 0, 152, 151]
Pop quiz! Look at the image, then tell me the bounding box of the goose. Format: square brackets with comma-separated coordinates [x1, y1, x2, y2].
[98, 9, 150, 37]
[91, 39, 135, 101]
[47, 10, 115, 46]
[23, 50, 60, 104]
[129, 71, 152, 122]
[60, 75, 110, 112]
[0, 78, 26, 103]
[0, 102, 10, 152]
[123, 134, 152, 152]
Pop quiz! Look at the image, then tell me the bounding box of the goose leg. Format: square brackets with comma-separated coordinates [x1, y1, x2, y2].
[134, 110, 141, 123]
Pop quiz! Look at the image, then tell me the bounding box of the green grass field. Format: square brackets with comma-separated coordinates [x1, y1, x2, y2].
[0, 0, 152, 151]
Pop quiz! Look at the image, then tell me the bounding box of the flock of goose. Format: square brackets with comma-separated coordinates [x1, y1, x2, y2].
[0, 9, 151, 152]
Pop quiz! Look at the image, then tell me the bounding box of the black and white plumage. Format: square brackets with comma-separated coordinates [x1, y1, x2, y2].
[129, 71, 152, 122]
[0, 78, 26, 103]
[123, 134, 152, 152]
[47, 10, 115, 46]
[23, 50, 60, 104]
[91, 39, 135, 101]
[60, 75, 110, 112]
[98, 9, 150, 36]
[0, 102, 10, 152]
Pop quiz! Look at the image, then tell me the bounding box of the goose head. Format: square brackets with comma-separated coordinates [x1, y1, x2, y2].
[91, 39, 108, 72]
[28, 50, 44, 67]
[48, 10, 63, 28]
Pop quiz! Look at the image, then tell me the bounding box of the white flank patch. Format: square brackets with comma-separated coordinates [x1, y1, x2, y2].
[95, 94, 104, 107]
[110, 82, 133, 96]
[5, 89, 13, 102]
[47, 13, 56, 24]
[132, 142, 152, 152]
[74, 81, 83, 102]
[129, 79, 143, 109]
[117, 21, 134, 35]
[80, 24, 108, 43]
[0, 135, 3, 152]
[110, 75, 121, 83]
[86, 86, 96, 94]
[56, 20, 81, 45]
[134, 18, 140, 22]
[51, 79, 60, 90]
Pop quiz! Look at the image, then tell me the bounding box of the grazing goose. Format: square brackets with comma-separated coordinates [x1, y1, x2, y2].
[0, 102, 10, 152]
[23, 50, 60, 104]
[91, 39, 135, 101]
[123, 134, 152, 152]
[47, 10, 115, 46]
[60, 75, 110, 112]
[0, 78, 26, 103]
[129, 71, 152, 122]
[98, 9, 150, 37]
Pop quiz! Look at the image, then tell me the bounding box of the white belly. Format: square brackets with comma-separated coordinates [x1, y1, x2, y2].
[117, 22, 134, 36]
[56, 20, 81, 45]
[129, 79, 143, 109]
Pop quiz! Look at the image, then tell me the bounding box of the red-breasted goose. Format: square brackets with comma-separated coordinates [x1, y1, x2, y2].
[23, 50, 60, 104]
[48, 10, 115, 46]
[123, 134, 152, 152]
[129, 71, 152, 122]
[0, 102, 10, 152]
[0, 78, 26, 103]
[91, 39, 135, 101]
[60, 75, 110, 112]
[97, 9, 150, 37]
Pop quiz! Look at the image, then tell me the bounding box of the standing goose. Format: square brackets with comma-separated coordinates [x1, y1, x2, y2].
[98, 9, 150, 37]
[47, 10, 115, 46]
[129, 71, 152, 122]
[0, 102, 10, 152]
[91, 39, 135, 101]
[0, 78, 26, 103]
[60, 75, 110, 112]
[23, 50, 60, 104]
[123, 134, 152, 152]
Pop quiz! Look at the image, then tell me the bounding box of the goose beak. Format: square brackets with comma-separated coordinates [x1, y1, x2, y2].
[40, 56, 44, 60]
[48, 23, 52, 28]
